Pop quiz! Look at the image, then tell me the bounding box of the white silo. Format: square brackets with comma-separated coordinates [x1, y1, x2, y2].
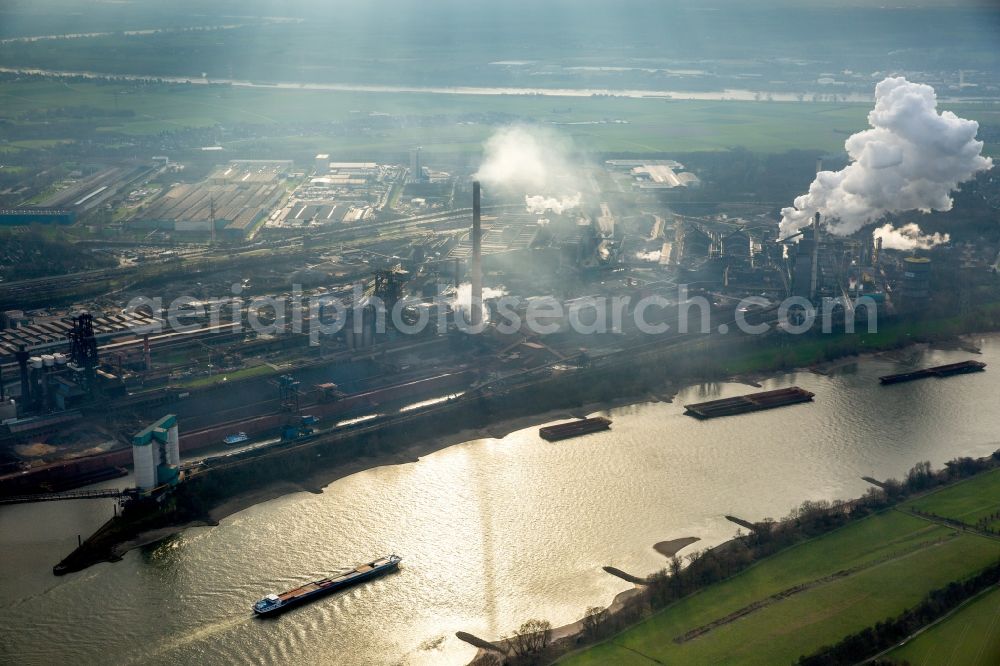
[132, 441, 157, 491]
[165, 424, 180, 466]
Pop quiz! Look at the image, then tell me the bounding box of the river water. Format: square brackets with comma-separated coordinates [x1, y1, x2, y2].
[3, 338, 1000, 665]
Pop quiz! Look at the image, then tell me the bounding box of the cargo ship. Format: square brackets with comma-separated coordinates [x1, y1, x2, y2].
[879, 360, 986, 385]
[684, 387, 815, 419]
[253, 554, 401, 617]
[539, 417, 612, 441]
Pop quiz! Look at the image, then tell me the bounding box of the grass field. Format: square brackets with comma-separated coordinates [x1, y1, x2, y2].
[174, 363, 274, 390]
[0, 79, 875, 154]
[888, 585, 1000, 666]
[1, 79, 998, 158]
[907, 469, 1000, 525]
[562, 476, 1000, 665]
[0, 80, 971, 156]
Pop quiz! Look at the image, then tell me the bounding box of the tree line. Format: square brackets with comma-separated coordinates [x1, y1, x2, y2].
[492, 452, 1000, 665]
[798, 559, 1000, 665]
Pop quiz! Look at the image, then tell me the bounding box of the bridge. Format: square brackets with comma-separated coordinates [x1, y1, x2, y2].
[0, 487, 134, 505]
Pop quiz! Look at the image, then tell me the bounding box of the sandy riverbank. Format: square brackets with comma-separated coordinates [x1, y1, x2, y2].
[458, 533, 702, 660]
[110, 390, 681, 562]
[70, 333, 986, 571]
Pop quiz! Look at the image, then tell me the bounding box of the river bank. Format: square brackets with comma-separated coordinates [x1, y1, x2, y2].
[51, 320, 990, 576]
[9, 330, 1000, 665]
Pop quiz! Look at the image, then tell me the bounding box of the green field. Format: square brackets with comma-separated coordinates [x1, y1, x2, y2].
[0, 79, 876, 154]
[2, 79, 998, 158]
[907, 468, 1000, 525]
[174, 363, 274, 390]
[888, 585, 1000, 666]
[562, 475, 1000, 665]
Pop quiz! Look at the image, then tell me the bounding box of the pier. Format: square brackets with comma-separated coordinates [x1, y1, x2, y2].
[684, 387, 815, 419]
[0, 487, 132, 505]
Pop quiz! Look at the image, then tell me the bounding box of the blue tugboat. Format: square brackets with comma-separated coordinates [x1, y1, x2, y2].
[253, 554, 402, 617]
[223, 432, 249, 446]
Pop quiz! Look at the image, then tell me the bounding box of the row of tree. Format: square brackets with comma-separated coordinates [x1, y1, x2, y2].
[499, 452, 1000, 665]
[799, 559, 1000, 665]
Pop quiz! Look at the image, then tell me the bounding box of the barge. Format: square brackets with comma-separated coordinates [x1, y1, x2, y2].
[879, 360, 986, 385]
[684, 387, 815, 419]
[539, 417, 612, 441]
[253, 554, 401, 617]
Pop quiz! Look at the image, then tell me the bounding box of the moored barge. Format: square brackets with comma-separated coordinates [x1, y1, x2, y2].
[539, 417, 612, 441]
[684, 387, 815, 419]
[879, 360, 986, 385]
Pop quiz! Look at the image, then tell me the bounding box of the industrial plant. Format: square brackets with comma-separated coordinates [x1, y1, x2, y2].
[0, 135, 980, 509]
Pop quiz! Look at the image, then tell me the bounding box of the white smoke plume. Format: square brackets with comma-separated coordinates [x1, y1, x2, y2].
[873, 223, 950, 251]
[453, 282, 506, 322]
[780, 77, 992, 241]
[475, 125, 585, 214]
[635, 249, 662, 262]
[525, 193, 581, 215]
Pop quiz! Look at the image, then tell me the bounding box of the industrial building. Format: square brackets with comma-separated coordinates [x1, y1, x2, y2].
[605, 159, 700, 190]
[131, 414, 180, 491]
[130, 161, 288, 238]
[267, 160, 404, 231]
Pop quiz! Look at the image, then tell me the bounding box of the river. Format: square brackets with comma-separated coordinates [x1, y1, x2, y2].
[2, 338, 999, 665]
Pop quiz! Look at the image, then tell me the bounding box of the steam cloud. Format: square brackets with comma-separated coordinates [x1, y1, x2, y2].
[873, 223, 950, 251]
[475, 125, 583, 215]
[453, 282, 506, 321]
[635, 249, 662, 262]
[780, 77, 992, 249]
[525, 193, 582, 215]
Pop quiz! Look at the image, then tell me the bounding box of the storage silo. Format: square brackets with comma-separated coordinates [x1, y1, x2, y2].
[132, 439, 157, 491]
[132, 414, 180, 491]
[165, 423, 180, 467]
[901, 256, 931, 312]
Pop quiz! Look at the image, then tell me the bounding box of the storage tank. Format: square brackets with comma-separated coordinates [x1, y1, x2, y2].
[54, 353, 68, 365]
[29, 357, 43, 369]
[132, 441, 157, 491]
[41, 355, 55, 368]
[165, 424, 180, 467]
[901, 256, 931, 311]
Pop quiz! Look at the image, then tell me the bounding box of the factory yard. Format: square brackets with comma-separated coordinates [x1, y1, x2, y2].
[563, 470, 1000, 665]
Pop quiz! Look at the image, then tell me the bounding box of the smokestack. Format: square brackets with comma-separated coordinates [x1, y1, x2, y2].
[810, 212, 821, 301]
[471, 181, 483, 327]
[15, 346, 29, 405]
[143, 334, 152, 372]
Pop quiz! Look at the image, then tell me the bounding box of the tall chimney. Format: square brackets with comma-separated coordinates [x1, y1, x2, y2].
[809, 212, 821, 301]
[15, 346, 29, 404]
[471, 181, 483, 327]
